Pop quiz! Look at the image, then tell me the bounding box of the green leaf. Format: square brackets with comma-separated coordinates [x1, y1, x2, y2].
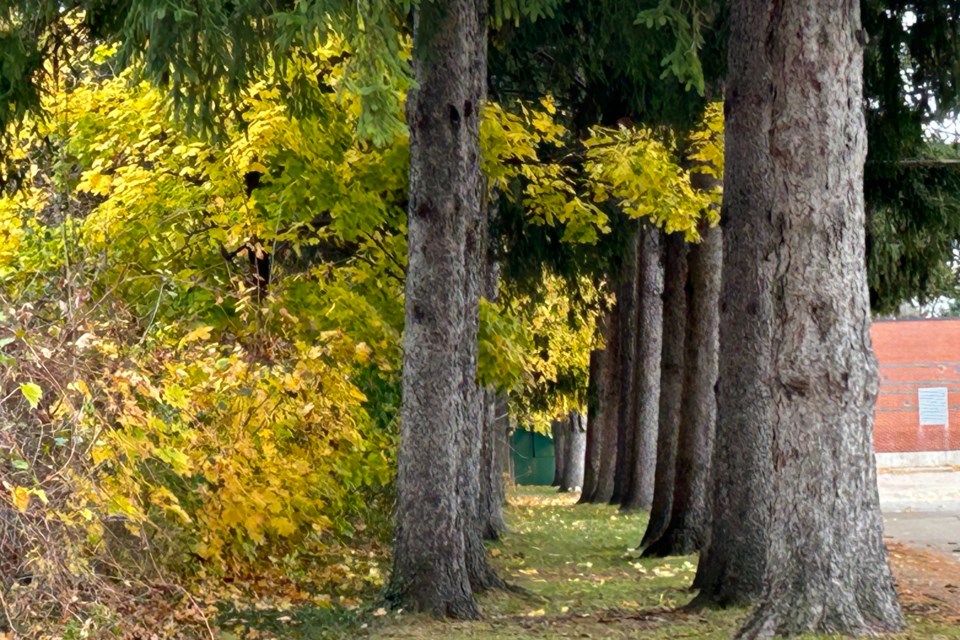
[11, 459, 29, 470]
[20, 382, 42, 409]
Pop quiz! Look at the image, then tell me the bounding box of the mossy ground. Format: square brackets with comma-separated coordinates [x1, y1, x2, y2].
[229, 486, 960, 639]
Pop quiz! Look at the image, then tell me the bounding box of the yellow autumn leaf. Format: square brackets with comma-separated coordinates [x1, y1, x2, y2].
[178, 325, 213, 348]
[10, 486, 31, 512]
[91, 444, 113, 465]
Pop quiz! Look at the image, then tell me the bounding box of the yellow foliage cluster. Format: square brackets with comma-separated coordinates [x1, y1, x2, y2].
[0, 42, 399, 634]
[79, 329, 384, 568]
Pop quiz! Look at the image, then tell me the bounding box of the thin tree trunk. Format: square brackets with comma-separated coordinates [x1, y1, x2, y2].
[591, 304, 621, 503]
[499, 395, 515, 488]
[551, 418, 568, 487]
[643, 223, 720, 557]
[578, 345, 605, 502]
[479, 389, 508, 540]
[460, 0, 503, 593]
[731, 1, 903, 636]
[560, 411, 587, 491]
[620, 225, 662, 512]
[610, 226, 640, 505]
[389, 0, 484, 618]
[478, 213, 506, 540]
[641, 233, 687, 546]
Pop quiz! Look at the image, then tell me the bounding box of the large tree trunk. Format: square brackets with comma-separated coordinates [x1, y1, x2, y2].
[559, 411, 587, 491]
[389, 0, 485, 617]
[610, 226, 640, 505]
[690, 0, 776, 606]
[590, 305, 621, 503]
[730, 2, 903, 636]
[620, 225, 662, 512]
[643, 223, 720, 557]
[641, 233, 687, 546]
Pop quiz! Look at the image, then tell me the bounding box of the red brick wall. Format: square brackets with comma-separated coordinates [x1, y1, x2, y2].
[871, 318, 960, 453]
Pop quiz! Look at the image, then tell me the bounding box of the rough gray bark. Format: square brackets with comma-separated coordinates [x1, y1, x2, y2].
[641, 233, 687, 546]
[620, 225, 662, 512]
[478, 215, 506, 541]
[389, 0, 485, 617]
[578, 345, 605, 502]
[459, 0, 503, 594]
[559, 412, 587, 491]
[479, 388, 508, 540]
[643, 223, 720, 557]
[690, 0, 776, 605]
[551, 418, 568, 487]
[590, 305, 621, 503]
[610, 226, 640, 505]
[501, 397, 516, 487]
[729, 1, 904, 636]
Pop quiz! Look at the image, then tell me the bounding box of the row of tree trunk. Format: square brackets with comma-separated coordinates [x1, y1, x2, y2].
[390, 0, 904, 635]
[578, 216, 720, 561]
[576, 2, 904, 636]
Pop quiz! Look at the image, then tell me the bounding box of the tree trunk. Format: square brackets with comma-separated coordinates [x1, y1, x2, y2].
[729, 1, 903, 636]
[560, 411, 587, 491]
[479, 389, 508, 540]
[551, 418, 568, 487]
[500, 395, 516, 488]
[641, 233, 687, 546]
[478, 212, 506, 541]
[643, 223, 720, 557]
[389, 0, 485, 618]
[610, 225, 640, 505]
[578, 345, 605, 502]
[690, 0, 776, 605]
[459, 0, 503, 592]
[582, 308, 620, 504]
[620, 225, 662, 512]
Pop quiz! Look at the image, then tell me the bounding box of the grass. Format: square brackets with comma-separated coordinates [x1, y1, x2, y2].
[232, 486, 960, 639]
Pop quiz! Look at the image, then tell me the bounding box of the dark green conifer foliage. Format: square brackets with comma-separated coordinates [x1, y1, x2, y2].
[862, 1, 960, 312]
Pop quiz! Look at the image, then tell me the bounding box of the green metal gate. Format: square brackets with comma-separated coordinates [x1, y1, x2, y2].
[512, 428, 555, 486]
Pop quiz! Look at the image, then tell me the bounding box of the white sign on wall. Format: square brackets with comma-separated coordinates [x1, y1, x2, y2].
[918, 387, 949, 426]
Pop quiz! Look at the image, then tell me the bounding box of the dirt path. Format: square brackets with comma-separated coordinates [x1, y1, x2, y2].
[889, 542, 960, 625]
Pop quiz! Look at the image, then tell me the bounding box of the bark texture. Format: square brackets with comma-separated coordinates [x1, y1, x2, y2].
[582, 309, 620, 504]
[551, 418, 568, 487]
[643, 223, 720, 557]
[559, 412, 587, 491]
[579, 346, 605, 502]
[459, 0, 503, 593]
[641, 233, 687, 546]
[620, 225, 662, 512]
[479, 389, 508, 540]
[389, 0, 485, 617]
[478, 199, 506, 540]
[691, 0, 776, 605]
[730, 1, 903, 636]
[610, 227, 640, 505]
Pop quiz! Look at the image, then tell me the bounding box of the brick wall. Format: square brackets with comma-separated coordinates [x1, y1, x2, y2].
[872, 318, 960, 453]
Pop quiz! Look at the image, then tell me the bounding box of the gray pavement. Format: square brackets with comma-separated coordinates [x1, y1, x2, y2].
[878, 469, 960, 557]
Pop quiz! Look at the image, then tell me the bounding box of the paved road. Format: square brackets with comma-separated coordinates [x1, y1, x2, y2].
[878, 470, 960, 557]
